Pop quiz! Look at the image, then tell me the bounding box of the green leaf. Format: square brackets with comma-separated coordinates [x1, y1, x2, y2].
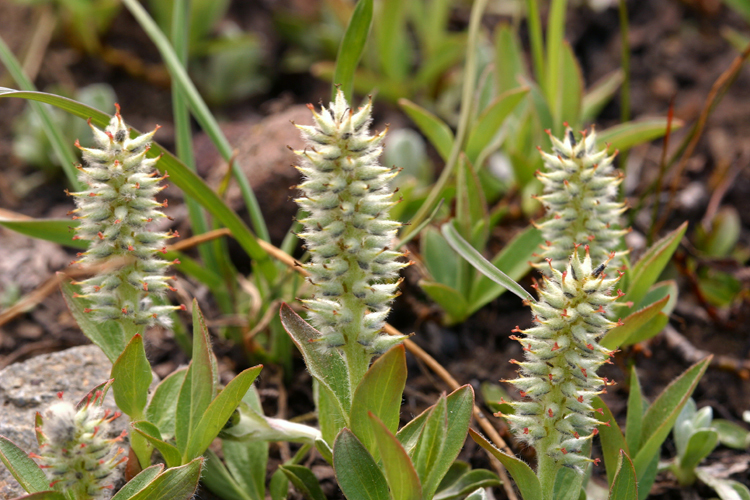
[398, 98, 454, 162]
[421, 385, 474, 499]
[434, 469, 500, 500]
[120, 0, 270, 247]
[596, 118, 684, 153]
[639, 280, 678, 316]
[465, 87, 529, 164]
[280, 304, 351, 411]
[280, 465, 326, 500]
[712, 419, 750, 450]
[132, 421, 182, 468]
[468, 226, 543, 315]
[396, 385, 471, 456]
[421, 226, 460, 290]
[593, 397, 629, 486]
[469, 429, 541, 500]
[184, 364, 262, 461]
[625, 367, 644, 457]
[622, 313, 668, 347]
[680, 429, 718, 471]
[442, 222, 533, 302]
[413, 395, 447, 484]
[145, 367, 188, 439]
[376, 0, 410, 83]
[316, 381, 349, 446]
[269, 468, 289, 500]
[111, 464, 165, 500]
[494, 23, 527, 94]
[221, 387, 268, 500]
[128, 457, 203, 500]
[369, 413, 422, 500]
[582, 69, 624, 123]
[419, 281, 469, 323]
[350, 345, 407, 458]
[553, 467, 583, 500]
[0, 218, 86, 249]
[0, 436, 49, 493]
[637, 454, 659, 500]
[633, 357, 712, 478]
[175, 300, 217, 456]
[333, 429, 390, 500]
[480, 382, 514, 416]
[455, 154, 489, 249]
[0, 88, 276, 282]
[543, 0, 569, 119]
[624, 222, 688, 312]
[608, 450, 638, 500]
[201, 449, 256, 500]
[59, 276, 126, 363]
[112, 334, 152, 419]
[601, 296, 669, 350]
[332, 0, 373, 102]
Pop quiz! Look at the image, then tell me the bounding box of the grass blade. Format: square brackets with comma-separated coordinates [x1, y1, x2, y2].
[402, 0, 489, 237]
[442, 222, 533, 302]
[0, 36, 81, 189]
[171, 0, 221, 277]
[332, 0, 373, 102]
[120, 0, 270, 244]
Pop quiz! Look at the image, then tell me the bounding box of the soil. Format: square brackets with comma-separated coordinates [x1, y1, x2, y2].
[0, 0, 748, 499]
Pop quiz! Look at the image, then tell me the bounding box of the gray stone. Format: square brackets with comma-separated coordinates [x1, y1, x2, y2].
[0, 345, 127, 498]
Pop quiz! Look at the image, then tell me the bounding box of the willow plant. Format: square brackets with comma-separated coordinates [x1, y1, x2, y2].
[292, 89, 409, 388]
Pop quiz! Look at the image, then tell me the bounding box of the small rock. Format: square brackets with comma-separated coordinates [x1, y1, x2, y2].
[0, 345, 126, 498]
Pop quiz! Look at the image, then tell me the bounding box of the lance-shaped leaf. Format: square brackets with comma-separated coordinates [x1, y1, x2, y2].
[399, 98, 454, 161]
[601, 296, 669, 350]
[608, 451, 638, 500]
[623, 222, 687, 311]
[112, 334, 152, 419]
[370, 413, 422, 500]
[465, 87, 529, 164]
[594, 397, 629, 486]
[110, 464, 164, 500]
[469, 429, 541, 500]
[350, 345, 407, 458]
[175, 301, 218, 455]
[184, 364, 262, 461]
[333, 429, 390, 500]
[145, 367, 188, 439]
[332, 0, 372, 102]
[280, 465, 327, 500]
[132, 421, 181, 468]
[633, 357, 712, 478]
[0, 436, 49, 493]
[280, 304, 350, 412]
[596, 118, 684, 153]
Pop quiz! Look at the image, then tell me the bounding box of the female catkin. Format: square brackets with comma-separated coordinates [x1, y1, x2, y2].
[31, 393, 126, 499]
[501, 246, 622, 471]
[68, 106, 183, 328]
[534, 127, 627, 273]
[293, 90, 409, 366]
